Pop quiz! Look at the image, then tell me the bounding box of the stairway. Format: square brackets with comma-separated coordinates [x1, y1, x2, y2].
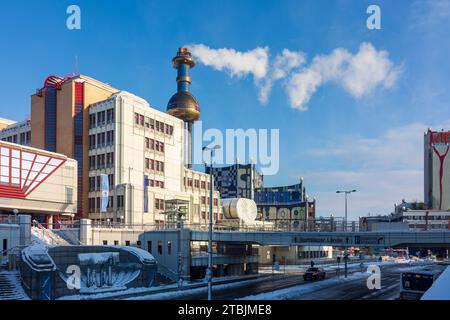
[0, 271, 30, 300]
[31, 222, 69, 245]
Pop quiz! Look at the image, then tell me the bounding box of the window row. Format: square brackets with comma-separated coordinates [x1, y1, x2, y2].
[134, 112, 174, 136]
[89, 153, 115, 170]
[201, 211, 222, 221]
[185, 178, 210, 190]
[200, 196, 219, 206]
[89, 174, 115, 191]
[88, 194, 124, 212]
[145, 138, 165, 153]
[145, 158, 165, 173]
[1, 132, 30, 145]
[147, 240, 171, 256]
[89, 109, 115, 128]
[89, 131, 114, 149]
[145, 179, 165, 189]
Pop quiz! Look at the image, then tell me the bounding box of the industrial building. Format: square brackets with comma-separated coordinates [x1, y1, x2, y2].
[0, 48, 220, 226]
[206, 163, 263, 200]
[424, 129, 450, 211]
[255, 180, 316, 229]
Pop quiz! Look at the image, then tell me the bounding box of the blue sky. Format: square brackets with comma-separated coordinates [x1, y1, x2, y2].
[1, 0, 449, 219]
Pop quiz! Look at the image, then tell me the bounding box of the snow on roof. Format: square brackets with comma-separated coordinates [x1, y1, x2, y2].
[78, 252, 120, 265]
[115, 246, 156, 265]
[421, 265, 450, 300]
[21, 243, 56, 272]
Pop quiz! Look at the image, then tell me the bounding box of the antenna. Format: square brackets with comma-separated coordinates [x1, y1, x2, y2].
[74, 55, 79, 76]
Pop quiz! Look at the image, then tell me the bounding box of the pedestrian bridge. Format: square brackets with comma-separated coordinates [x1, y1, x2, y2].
[190, 230, 450, 248]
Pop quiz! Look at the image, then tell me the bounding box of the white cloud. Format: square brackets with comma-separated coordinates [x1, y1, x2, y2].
[188, 44, 269, 80]
[285, 43, 401, 111]
[302, 120, 450, 218]
[410, 0, 450, 29]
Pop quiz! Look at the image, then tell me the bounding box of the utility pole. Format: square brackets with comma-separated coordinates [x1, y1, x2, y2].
[336, 189, 357, 278]
[203, 145, 221, 301]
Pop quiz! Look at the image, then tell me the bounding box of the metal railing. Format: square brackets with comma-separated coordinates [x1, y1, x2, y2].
[0, 214, 19, 225]
[31, 220, 70, 245]
[86, 220, 364, 234]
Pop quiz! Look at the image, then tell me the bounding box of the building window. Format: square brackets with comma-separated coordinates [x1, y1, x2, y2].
[89, 114, 96, 128]
[106, 131, 114, 145]
[167, 241, 172, 255]
[106, 109, 115, 124]
[125, 241, 130, 246]
[117, 195, 124, 209]
[201, 181, 206, 189]
[89, 177, 95, 191]
[158, 241, 163, 255]
[89, 135, 96, 149]
[155, 198, 165, 210]
[194, 180, 200, 188]
[114, 240, 119, 246]
[140, 115, 145, 126]
[135, 113, 140, 125]
[136, 241, 141, 248]
[213, 198, 218, 206]
[103, 240, 108, 245]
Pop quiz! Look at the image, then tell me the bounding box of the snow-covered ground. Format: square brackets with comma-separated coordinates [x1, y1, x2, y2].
[59, 274, 265, 300]
[421, 265, 450, 300]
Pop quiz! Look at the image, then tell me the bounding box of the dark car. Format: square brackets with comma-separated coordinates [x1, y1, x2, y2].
[303, 267, 326, 281]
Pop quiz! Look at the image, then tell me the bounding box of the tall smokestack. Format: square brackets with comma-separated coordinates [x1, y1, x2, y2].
[167, 48, 201, 169]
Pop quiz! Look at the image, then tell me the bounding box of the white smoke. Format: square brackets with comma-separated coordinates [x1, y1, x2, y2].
[257, 49, 306, 105]
[188, 44, 269, 80]
[285, 42, 401, 111]
[188, 42, 401, 111]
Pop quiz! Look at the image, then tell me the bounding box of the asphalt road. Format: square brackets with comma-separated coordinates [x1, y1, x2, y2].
[170, 262, 445, 300]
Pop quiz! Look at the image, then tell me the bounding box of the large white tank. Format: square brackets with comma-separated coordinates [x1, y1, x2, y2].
[221, 198, 258, 224]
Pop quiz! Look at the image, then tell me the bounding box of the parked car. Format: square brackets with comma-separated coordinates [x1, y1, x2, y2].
[303, 267, 326, 281]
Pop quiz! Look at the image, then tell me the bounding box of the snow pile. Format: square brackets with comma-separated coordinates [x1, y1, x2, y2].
[421, 266, 450, 300]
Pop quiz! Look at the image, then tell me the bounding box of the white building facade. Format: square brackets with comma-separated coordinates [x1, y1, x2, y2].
[87, 91, 220, 226]
[0, 119, 31, 146]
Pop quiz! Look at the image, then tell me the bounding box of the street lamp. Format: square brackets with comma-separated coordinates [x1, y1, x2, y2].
[336, 189, 356, 278]
[203, 144, 221, 301]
